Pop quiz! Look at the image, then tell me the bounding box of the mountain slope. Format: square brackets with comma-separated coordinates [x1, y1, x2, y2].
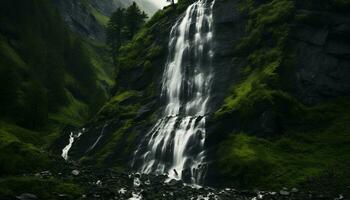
[0, 0, 349, 198]
[52, 0, 159, 42]
[67, 0, 350, 194]
[0, 0, 113, 175]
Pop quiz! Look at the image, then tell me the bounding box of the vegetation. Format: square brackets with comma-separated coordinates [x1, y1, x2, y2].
[216, 0, 295, 117]
[106, 2, 147, 65]
[0, 176, 82, 199]
[218, 98, 350, 190]
[0, 0, 349, 196]
[76, 5, 184, 169]
[213, 0, 350, 193]
[0, 0, 113, 178]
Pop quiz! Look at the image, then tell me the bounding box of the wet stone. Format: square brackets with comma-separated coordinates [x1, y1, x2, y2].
[71, 169, 80, 176]
[16, 193, 38, 200]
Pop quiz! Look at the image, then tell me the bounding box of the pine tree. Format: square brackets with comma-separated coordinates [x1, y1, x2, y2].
[124, 2, 148, 39]
[106, 3, 147, 66]
[106, 8, 127, 65]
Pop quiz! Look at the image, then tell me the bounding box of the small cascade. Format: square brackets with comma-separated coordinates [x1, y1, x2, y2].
[61, 128, 84, 160]
[133, 0, 215, 185]
[86, 123, 108, 153]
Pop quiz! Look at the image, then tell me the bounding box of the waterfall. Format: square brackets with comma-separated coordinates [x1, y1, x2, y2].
[86, 123, 108, 153]
[61, 129, 84, 160]
[133, 0, 215, 185]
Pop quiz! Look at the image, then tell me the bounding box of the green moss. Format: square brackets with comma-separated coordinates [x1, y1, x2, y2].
[218, 133, 277, 188]
[90, 7, 109, 26]
[219, 101, 350, 189]
[216, 60, 285, 117]
[82, 38, 115, 86]
[49, 90, 90, 127]
[0, 127, 51, 176]
[87, 119, 136, 166]
[115, 6, 176, 74]
[0, 36, 26, 70]
[0, 176, 82, 199]
[216, 0, 296, 118]
[117, 27, 157, 71]
[214, 0, 350, 191]
[96, 90, 141, 121]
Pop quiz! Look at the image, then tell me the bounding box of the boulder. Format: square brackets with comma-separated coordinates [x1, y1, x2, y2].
[71, 169, 80, 176]
[16, 193, 38, 200]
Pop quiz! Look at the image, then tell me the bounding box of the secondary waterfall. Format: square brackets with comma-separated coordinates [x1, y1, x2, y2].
[61, 129, 84, 160]
[133, 0, 215, 185]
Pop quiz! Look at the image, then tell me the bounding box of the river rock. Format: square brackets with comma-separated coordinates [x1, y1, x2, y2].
[71, 169, 80, 176]
[280, 190, 290, 196]
[16, 193, 38, 200]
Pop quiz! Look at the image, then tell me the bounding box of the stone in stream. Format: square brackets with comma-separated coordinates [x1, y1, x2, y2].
[16, 193, 38, 200]
[57, 193, 73, 199]
[133, 177, 141, 187]
[95, 180, 102, 186]
[280, 189, 290, 196]
[291, 188, 299, 193]
[71, 169, 80, 176]
[144, 179, 151, 185]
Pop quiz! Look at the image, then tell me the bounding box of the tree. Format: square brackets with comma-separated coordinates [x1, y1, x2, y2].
[124, 2, 148, 39]
[106, 8, 127, 65]
[106, 3, 147, 66]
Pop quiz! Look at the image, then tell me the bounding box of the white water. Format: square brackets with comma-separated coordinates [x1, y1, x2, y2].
[86, 123, 107, 152]
[133, 0, 215, 185]
[61, 129, 84, 160]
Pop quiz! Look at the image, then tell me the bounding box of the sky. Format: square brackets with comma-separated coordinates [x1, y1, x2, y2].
[147, 0, 171, 9]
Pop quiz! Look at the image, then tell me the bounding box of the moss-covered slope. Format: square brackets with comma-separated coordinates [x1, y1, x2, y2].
[0, 0, 113, 177]
[206, 0, 350, 193]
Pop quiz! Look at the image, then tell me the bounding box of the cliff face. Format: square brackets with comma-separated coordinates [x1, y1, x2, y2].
[206, 0, 350, 189]
[63, 0, 350, 191]
[52, 0, 159, 42]
[52, 0, 109, 41]
[291, 10, 350, 104]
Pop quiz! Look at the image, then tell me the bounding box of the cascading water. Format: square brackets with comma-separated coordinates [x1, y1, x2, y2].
[133, 0, 215, 185]
[61, 129, 84, 160]
[86, 123, 108, 153]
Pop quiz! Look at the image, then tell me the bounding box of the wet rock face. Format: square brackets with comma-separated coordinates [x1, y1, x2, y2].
[209, 0, 246, 112]
[290, 10, 350, 104]
[16, 193, 38, 200]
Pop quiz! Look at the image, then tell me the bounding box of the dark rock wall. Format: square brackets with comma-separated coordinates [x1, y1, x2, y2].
[210, 0, 246, 112]
[198, 0, 350, 187]
[290, 10, 350, 104]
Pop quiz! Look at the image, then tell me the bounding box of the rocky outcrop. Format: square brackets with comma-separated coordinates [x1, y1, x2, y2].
[52, 0, 107, 41]
[205, 0, 350, 187]
[290, 10, 350, 104]
[210, 0, 247, 112]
